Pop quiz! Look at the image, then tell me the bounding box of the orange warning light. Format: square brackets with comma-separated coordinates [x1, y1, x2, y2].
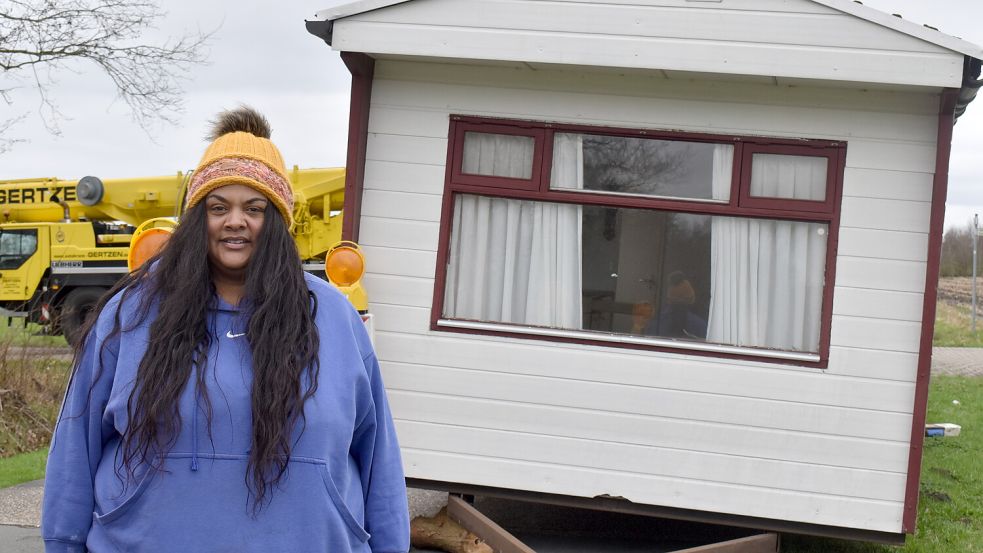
[325, 241, 365, 287]
[128, 218, 176, 271]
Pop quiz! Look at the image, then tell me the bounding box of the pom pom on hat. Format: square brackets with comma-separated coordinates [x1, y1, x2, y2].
[207, 106, 272, 141]
[185, 106, 294, 227]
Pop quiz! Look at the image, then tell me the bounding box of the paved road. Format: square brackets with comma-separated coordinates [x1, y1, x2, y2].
[931, 347, 983, 376]
[7, 347, 72, 362]
[0, 525, 41, 553]
[0, 481, 42, 553]
[3, 347, 981, 551]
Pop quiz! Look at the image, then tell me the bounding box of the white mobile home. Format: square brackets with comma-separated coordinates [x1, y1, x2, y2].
[306, 0, 982, 543]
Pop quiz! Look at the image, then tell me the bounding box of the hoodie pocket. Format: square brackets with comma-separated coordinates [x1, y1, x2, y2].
[319, 463, 371, 543]
[93, 465, 156, 526]
[90, 455, 371, 552]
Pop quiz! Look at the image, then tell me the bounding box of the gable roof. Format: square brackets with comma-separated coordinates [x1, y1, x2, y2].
[810, 0, 982, 59]
[313, 0, 983, 60]
[315, 0, 410, 21]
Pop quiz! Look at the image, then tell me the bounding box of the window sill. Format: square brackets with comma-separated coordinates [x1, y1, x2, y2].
[436, 319, 821, 364]
[548, 186, 731, 205]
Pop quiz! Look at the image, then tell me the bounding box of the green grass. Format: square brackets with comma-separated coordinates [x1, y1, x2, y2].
[783, 375, 983, 552]
[934, 301, 983, 347]
[0, 321, 67, 348]
[0, 448, 47, 488]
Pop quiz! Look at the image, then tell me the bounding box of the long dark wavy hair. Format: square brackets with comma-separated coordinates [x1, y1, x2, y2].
[73, 201, 320, 508]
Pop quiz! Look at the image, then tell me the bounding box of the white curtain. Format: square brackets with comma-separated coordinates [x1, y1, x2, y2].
[707, 151, 827, 351]
[443, 133, 583, 329]
[462, 132, 534, 178]
[749, 154, 827, 201]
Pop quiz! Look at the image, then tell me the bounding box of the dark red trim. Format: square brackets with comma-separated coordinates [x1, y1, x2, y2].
[430, 117, 459, 330]
[738, 143, 840, 214]
[340, 52, 375, 242]
[902, 88, 959, 534]
[431, 116, 846, 367]
[453, 114, 841, 217]
[817, 146, 846, 368]
[540, 128, 556, 193]
[729, 141, 744, 207]
[450, 122, 545, 191]
[446, 182, 834, 223]
[435, 322, 826, 368]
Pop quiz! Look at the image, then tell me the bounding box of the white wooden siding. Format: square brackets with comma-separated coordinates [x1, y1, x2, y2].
[836, 229, 928, 263]
[331, 0, 964, 87]
[396, 420, 906, 500]
[389, 388, 910, 473]
[402, 448, 904, 530]
[841, 168, 933, 203]
[835, 257, 926, 293]
[832, 288, 923, 322]
[358, 59, 939, 533]
[382, 362, 914, 442]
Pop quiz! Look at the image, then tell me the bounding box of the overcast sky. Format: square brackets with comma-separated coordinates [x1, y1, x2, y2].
[1, 0, 982, 229]
[1, 1, 351, 179]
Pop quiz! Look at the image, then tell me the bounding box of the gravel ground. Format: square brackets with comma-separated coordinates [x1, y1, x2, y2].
[931, 347, 983, 376]
[0, 481, 41, 527]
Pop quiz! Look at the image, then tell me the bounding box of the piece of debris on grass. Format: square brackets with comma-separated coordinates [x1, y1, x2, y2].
[925, 423, 962, 437]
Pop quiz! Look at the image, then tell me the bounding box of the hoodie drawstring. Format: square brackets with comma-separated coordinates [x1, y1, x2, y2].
[191, 384, 200, 472]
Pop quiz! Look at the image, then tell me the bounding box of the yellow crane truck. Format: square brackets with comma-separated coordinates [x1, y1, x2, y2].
[0, 167, 346, 342]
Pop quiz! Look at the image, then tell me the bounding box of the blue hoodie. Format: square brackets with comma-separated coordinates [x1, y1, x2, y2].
[42, 274, 410, 553]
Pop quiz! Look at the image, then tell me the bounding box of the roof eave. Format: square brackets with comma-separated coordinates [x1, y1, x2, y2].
[305, 18, 334, 46]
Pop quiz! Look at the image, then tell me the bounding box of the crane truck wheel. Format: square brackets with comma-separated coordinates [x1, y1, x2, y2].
[60, 287, 106, 346]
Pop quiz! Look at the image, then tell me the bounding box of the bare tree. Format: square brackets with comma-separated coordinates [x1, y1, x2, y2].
[941, 220, 979, 277]
[581, 135, 687, 195]
[0, 0, 209, 152]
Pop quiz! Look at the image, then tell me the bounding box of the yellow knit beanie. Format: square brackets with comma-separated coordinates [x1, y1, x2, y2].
[185, 107, 294, 227]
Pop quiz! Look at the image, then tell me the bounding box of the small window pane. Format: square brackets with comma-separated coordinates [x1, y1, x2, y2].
[750, 154, 827, 201]
[550, 133, 732, 201]
[462, 132, 534, 179]
[443, 194, 826, 352]
[0, 229, 38, 270]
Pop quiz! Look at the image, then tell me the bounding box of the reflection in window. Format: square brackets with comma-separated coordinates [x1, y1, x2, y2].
[550, 133, 732, 201]
[0, 229, 39, 270]
[444, 195, 827, 352]
[581, 206, 711, 341]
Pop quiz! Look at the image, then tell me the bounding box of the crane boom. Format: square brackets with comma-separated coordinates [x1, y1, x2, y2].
[0, 173, 185, 226]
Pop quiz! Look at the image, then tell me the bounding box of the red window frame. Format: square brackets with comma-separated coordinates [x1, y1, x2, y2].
[738, 143, 840, 213]
[450, 121, 546, 191]
[431, 115, 846, 368]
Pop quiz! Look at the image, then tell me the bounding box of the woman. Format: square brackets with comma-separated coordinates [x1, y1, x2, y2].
[41, 107, 410, 553]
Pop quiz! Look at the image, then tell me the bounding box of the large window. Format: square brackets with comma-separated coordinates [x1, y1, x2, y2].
[435, 117, 844, 364]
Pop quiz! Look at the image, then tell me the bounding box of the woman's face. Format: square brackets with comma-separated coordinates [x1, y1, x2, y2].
[204, 184, 268, 281]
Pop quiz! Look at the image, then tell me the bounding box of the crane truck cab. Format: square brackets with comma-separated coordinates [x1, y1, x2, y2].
[0, 167, 349, 343]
